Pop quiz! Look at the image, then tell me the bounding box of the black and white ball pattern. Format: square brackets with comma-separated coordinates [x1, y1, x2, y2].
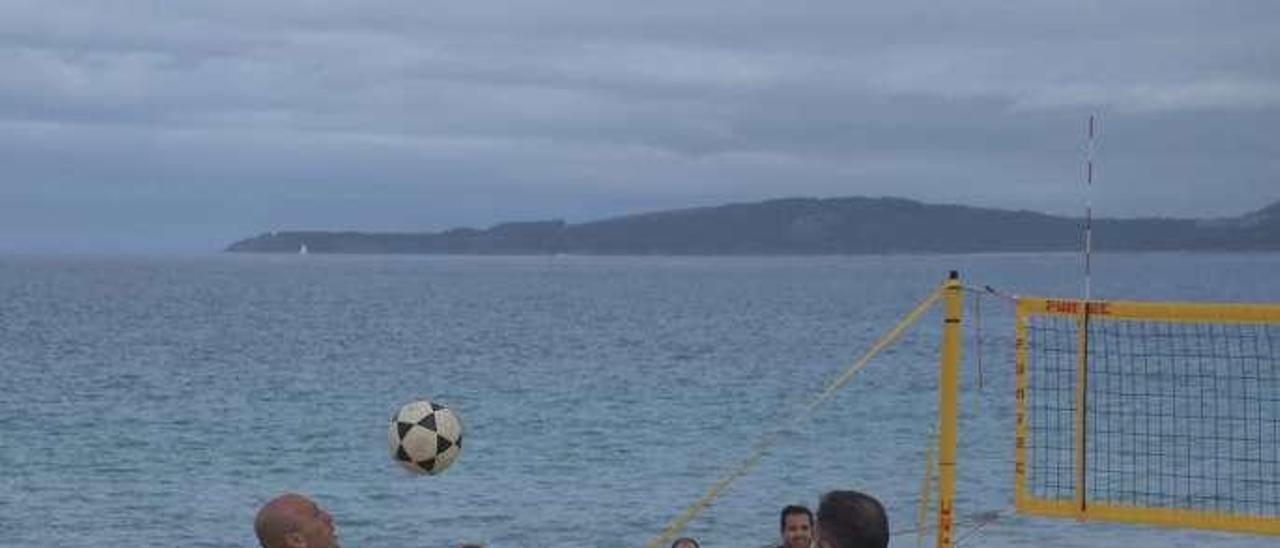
[389, 400, 463, 475]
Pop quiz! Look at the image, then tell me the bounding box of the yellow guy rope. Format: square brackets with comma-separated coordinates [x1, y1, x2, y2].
[646, 287, 945, 548]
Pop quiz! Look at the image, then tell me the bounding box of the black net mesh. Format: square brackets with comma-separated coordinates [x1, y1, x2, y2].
[1025, 315, 1280, 518]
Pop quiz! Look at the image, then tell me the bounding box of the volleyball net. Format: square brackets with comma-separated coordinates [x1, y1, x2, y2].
[648, 275, 1280, 547]
[1015, 298, 1280, 535]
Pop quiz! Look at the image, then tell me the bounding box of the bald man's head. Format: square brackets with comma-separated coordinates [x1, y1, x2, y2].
[254, 493, 340, 548]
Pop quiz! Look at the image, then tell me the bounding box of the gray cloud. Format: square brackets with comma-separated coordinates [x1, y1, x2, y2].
[1, 0, 1277, 251]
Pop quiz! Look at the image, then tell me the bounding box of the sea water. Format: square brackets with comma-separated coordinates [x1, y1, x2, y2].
[0, 252, 1276, 547]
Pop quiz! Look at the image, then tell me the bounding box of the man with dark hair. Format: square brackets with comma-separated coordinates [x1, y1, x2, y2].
[777, 504, 814, 548]
[815, 490, 888, 548]
[254, 493, 341, 548]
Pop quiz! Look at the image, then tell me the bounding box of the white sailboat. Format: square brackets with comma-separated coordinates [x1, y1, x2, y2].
[299, 243, 309, 255]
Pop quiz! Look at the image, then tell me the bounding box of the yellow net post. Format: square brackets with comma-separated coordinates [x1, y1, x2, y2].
[936, 271, 964, 548]
[917, 436, 936, 548]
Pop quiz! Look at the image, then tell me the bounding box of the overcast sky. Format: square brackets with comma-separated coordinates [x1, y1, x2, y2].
[2, 1, 1277, 252]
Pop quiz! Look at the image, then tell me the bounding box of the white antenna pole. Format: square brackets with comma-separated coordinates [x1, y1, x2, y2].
[1084, 114, 1096, 301]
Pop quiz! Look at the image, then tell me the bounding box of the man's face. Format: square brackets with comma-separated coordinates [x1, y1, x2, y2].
[293, 498, 341, 548]
[782, 512, 813, 548]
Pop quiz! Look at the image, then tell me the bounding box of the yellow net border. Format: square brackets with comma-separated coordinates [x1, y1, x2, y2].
[1015, 297, 1280, 536]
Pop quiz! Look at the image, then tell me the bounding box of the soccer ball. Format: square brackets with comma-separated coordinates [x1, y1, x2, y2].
[389, 399, 463, 475]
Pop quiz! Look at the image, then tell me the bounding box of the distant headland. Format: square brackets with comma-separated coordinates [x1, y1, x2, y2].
[225, 196, 1280, 255]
